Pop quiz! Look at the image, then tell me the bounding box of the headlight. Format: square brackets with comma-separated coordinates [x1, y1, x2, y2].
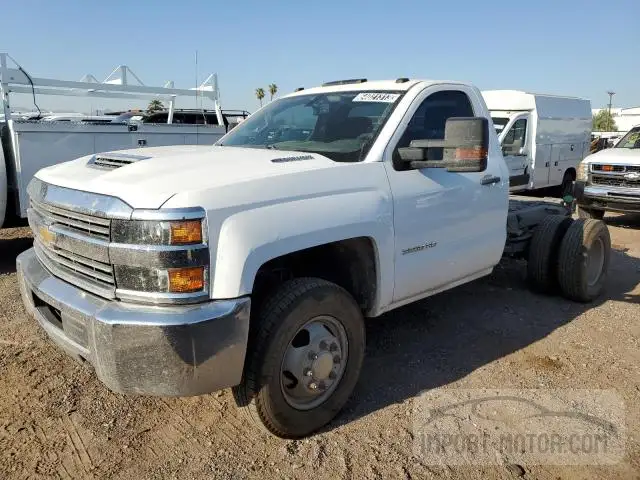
[111, 219, 203, 245]
[577, 161, 589, 181]
[110, 210, 209, 304]
[114, 265, 207, 294]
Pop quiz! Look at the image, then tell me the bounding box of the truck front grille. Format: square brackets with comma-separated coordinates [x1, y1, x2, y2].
[30, 199, 111, 240]
[28, 199, 115, 298]
[591, 175, 640, 189]
[592, 164, 640, 173]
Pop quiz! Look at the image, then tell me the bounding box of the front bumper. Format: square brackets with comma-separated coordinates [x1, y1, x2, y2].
[574, 181, 640, 214]
[17, 247, 250, 396]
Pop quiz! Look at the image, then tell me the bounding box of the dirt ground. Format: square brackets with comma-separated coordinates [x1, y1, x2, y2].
[0, 214, 638, 480]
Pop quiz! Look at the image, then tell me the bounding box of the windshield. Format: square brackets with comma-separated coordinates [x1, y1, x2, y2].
[218, 91, 403, 162]
[614, 127, 640, 149]
[492, 117, 509, 136]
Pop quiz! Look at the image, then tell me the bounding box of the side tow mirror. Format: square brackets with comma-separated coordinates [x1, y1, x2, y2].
[398, 117, 489, 173]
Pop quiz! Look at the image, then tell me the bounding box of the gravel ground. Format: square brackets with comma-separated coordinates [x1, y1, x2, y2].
[0, 214, 638, 480]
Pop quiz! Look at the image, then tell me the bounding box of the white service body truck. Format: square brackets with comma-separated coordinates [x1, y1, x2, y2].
[17, 78, 611, 438]
[574, 124, 640, 218]
[0, 52, 229, 229]
[482, 90, 591, 195]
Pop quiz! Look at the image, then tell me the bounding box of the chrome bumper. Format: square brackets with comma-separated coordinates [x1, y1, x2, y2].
[17, 247, 250, 396]
[575, 181, 640, 213]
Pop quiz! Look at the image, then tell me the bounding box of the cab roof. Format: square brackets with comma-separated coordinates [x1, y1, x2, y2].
[286, 79, 470, 97]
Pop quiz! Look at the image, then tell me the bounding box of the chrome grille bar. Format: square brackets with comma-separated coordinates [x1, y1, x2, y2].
[31, 199, 111, 239]
[34, 242, 116, 299]
[36, 241, 114, 284]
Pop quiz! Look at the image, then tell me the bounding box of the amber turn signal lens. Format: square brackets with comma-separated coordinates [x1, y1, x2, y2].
[170, 220, 202, 245]
[168, 267, 205, 293]
[602, 165, 614, 172]
[454, 147, 487, 160]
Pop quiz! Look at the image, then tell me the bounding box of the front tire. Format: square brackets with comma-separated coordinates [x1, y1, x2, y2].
[558, 171, 575, 198]
[232, 278, 365, 438]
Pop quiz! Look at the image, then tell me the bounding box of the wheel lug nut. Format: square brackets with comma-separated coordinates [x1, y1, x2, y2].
[304, 368, 313, 377]
[309, 382, 318, 390]
[319, 340, 328, 350]
[333, 355, 341, 364]
[308, 351, 317, 360]
[329, 343, 338, 352]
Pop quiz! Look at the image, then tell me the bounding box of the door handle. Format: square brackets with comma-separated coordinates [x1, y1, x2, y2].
[138, 139, 147, 146]
[554, 161, 558, 166]
[545, 162, 550, 167]
[481, 175, 501, 186]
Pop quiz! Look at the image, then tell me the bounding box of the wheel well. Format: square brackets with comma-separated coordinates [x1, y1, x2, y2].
[252, 237, 377, 314]
[565, 168, 576, 180]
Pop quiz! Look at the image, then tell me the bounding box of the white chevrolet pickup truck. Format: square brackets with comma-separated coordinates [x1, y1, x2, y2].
[17, 78, 611, 439]
[575, 125, 640, 218]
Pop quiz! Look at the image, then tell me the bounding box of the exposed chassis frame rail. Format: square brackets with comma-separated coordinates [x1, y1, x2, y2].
[504, 195, 573, 256]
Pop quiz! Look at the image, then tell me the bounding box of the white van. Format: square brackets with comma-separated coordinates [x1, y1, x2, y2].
[482, 90, 591, 195]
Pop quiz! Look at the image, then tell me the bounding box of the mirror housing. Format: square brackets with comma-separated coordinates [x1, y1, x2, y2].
[398, 117, 489, 173]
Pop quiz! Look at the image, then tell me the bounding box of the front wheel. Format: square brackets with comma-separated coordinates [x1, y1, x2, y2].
[558, 171, 575, 198]
[232, 278, 365, 438]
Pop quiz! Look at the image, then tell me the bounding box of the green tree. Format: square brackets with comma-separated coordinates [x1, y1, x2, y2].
[255, 88, 266, 107]
[268, 83, 278, 101]
[146, 99, 165, 114]
[592, 110, 618, 132]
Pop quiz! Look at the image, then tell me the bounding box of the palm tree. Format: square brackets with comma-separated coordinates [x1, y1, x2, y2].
[268, 83, 278, 101]
[255, 88, 265, 107]
[147, 99, 164, 113]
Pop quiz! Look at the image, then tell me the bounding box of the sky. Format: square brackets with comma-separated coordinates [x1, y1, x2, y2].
[3, 0, 639, 114]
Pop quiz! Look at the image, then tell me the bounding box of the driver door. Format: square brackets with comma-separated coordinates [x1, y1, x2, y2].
[384, 86, 507, 304]
[501, 116, 530, 190]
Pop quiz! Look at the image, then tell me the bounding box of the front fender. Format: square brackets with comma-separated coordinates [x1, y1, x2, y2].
[210, 190, 394, 311]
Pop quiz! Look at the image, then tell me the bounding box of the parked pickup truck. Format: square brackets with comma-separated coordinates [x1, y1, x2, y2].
[575, 125, 640, 218]
[17, 78, 611, 439]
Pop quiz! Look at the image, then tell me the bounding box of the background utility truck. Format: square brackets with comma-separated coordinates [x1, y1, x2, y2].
[575, 124, 640, 218]
[482, 90, 591, 195]
[17, 78, 611, 439]
[0, 52, 240, 229]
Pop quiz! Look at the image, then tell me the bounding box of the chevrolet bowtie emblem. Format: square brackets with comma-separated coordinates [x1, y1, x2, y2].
[624, 172, 640, 181]
[39, 225, 57, 246]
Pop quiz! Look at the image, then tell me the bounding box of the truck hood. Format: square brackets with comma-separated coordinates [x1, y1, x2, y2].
[584, 148, 640, 165]
[35, 145, 341, 209]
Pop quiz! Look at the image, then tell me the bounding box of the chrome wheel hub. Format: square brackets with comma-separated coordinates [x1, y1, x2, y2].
[280, 316, 348, 410]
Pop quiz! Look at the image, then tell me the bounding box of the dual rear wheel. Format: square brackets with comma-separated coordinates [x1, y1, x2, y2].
[527, 216, 610, 302]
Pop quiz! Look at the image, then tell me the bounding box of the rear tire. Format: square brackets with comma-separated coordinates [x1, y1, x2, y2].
[232, 278, 365, 439]
[578, 207, 605, 220]
[557, 219, 611, 302]
[527, 215, 573, 293]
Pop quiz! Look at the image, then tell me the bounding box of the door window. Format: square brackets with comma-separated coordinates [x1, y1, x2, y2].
[502, 119, 527, 155]
[394, 90, 474, 164]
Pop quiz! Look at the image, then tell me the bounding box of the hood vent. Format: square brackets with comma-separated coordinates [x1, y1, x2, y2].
[89, 153, 151, 169]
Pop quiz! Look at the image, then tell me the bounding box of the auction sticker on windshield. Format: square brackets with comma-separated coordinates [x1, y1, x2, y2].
[353, 92, 400, 103]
